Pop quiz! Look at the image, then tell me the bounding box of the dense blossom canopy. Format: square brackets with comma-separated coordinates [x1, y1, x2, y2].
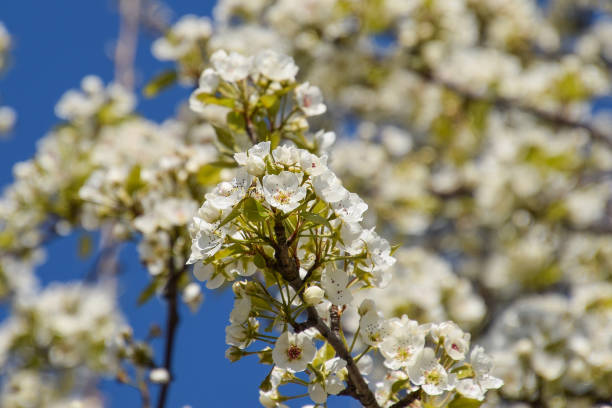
[1, 0, 612, 407]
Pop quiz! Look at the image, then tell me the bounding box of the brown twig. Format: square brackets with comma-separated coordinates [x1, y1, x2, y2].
[389, 391, 419, 408]
[409, 67, 612, 147]
[271, 216, 380, 408]
[156, 248, 182, 408]
[115, 0, 142, 91]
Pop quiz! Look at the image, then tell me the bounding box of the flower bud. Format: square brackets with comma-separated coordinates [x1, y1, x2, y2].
[358, 298, 375, 316]
[225, 346, 246, 362]
[182, 282, 204, 313]
[304, 285, 324, 305]
[246, 156, 266, 176]
[149, 368, 170, 384]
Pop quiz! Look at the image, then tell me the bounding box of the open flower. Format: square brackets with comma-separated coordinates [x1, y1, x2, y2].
[312, 170, 348, 203]
[359, 310, 391, 346]
[295, 82, 326, 116]
[331, 192, 368, 223]
[308, 357, 346, 404]
[187, 218, 227, 264]
[211, 49, 253, 82]
[272, 331, 316, 372]
[255, 50, 299, 82]
[234, 142, 271, 176]
[204, 169, 252, 210]
[321, 266, 353, 305]
[408, 347, 455, 396]
[430, 321, 471, 361]
[380, 315, 425, 369]
[456, 346, 503, 400]
[262, 171, 307, 213]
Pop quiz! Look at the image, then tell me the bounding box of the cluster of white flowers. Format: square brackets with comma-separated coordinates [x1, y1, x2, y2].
[188, 140, 393, 288]
[148, 2, 612, 405]
[484, 283, 612, 404]
[346, 248, 486, 333]
[0, 369, 104, 408]
[3, 0, 612, 406]
[0, 282, 125, 407]
[183, 63, 502, 403]
[152, 15, 213, 62]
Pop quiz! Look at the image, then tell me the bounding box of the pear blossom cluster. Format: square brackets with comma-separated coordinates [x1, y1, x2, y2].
[149, 1, 612, 405]
[187, 140, 393, 288]
[187, 134, 501, 406]
[484, 284, 612, 405]
[0, 282, 125, 407]
[2, 0, 612, 406]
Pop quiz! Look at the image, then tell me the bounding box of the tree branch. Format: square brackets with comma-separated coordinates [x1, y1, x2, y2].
[389, 391, 419, 408]
[272, 216, 380, 408]
[409, 67, 612, 147]
[115, 0, 142, 91]
[156, 250, 182, 408]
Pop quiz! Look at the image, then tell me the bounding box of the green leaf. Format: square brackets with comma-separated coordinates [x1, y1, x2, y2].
[259, 369, 273, 392]
[258, 347, 274, 365]
[253, 253, 266, 269]
[243, 198, 269, 222]
[227, 111, 246, 132]
[196, 93, 236, 108]
[138, 278, 161, 305]
[213, 125, 236, 151]
[255, 117, 269, 141]
[390, 243, 401, 256]
[260, 94, 278, 109]
[125, 165, 145, 195]
[301, 212, 332, 230]
[196, 164, 223, 186]
[218, 202, 243, 228]
[143, 69, 177, 98]
[269, 130, 281, 149]
[390, 378, 410, 394]
[448, 396, 483, 408]
[78, 234, 93, 259]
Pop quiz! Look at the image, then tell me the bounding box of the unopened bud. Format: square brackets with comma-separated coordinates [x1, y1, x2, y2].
[304, 285, 324, 305]
[225, 346, 246, 362]
[149, 368, 170, 384]
[358, 299, 376, 316]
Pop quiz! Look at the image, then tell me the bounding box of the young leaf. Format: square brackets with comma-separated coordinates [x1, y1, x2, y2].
[244, 197, 269, 222]
[138, 278, 162, 305]
[143, 69, 178, 98]
[301, 212, 332, 230]
[213, 125, 236, 151]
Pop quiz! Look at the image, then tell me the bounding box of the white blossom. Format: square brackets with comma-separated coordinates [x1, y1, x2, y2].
[272, 331, 316, 372]
[408, 348, 455, 396]
[262, 171, 307, 213]
[295, 82, 326, 116]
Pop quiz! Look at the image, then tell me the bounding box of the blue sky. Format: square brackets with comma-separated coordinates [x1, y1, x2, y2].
[0, 1, 357, 407]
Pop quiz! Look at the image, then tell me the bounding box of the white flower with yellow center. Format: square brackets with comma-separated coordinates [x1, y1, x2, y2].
[295, 82, 326, 116]
[321, 266, 353, 305]
[408, 347, 455, 396]
[234, 142, 271, 176]
[187, 218, 227, 264]
[456, 346, 503, 400]
[379, 315, 425, 370]
[262, 171, 306, 213]
[254, 49, 299, 82]
[211, 49, 253, 82]
[204, 168, 252, 210]
[272, 331, 316, 372]
[359, 310, 391, 346]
